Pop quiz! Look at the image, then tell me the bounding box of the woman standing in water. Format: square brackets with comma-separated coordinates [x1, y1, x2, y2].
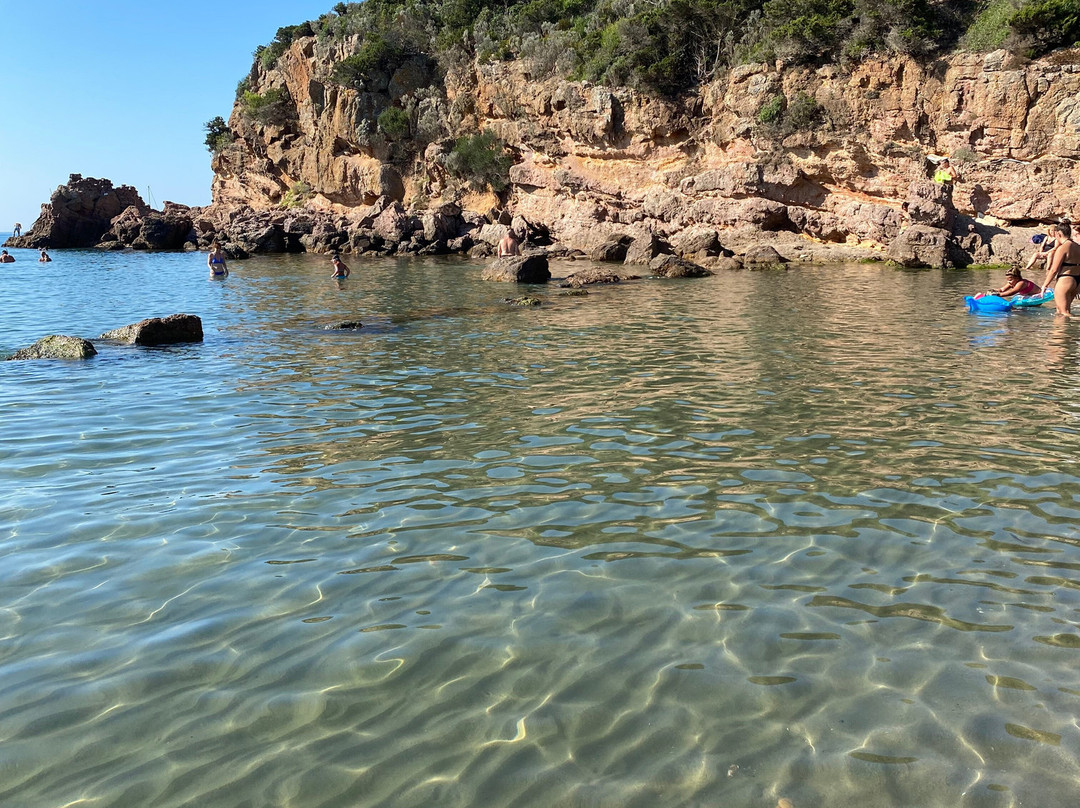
[207, 242, 228, 278]
[1042, 222, 1080, 316]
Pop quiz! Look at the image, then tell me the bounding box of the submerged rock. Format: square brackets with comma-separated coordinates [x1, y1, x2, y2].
[8, 335, 97, 360]
[649, 255, 713, 278]
[324, 321, 364, 330]
[100, 314, 203, 346]
[560, 267, 625, 287]
[503, 296, 542, 306]
[481, 254, 551, 283]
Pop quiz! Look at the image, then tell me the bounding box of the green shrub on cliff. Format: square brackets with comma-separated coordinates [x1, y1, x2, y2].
[757, 91, 825, 135]
[332, 36, 404, 88]
[258, 23, 315, 70]
[378, 106, 411, 139]
[241, 88, 293, 126]
[962, 0, 1016, 50]
[247, 0, 1077, 104]
[281, 181, 313, 208]
[1009, 0, 1080, 56]
[446, 130, 512, 191]
[758, 95, 785, 125]
[203, 116, 234, 154]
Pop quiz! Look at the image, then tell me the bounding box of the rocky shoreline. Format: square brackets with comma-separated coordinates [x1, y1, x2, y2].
[0, 170, 1041, 271]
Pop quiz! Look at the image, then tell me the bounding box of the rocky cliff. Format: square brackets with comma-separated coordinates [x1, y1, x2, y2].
[8, 43, 1077, 268]
[206, 36, 1080, 267]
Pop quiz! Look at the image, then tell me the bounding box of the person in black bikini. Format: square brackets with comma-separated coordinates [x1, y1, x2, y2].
[1042, 222, 1080, 316]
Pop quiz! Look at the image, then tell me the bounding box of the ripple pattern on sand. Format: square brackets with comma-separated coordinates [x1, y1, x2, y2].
[2, 255, 1080, 807]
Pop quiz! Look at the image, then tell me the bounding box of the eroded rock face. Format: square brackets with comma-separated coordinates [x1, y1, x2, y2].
[100, 314, 204, 346]
[887, 225, 954, 268]
[8, 335, 97, 360]
[13, 43, 1068, 268]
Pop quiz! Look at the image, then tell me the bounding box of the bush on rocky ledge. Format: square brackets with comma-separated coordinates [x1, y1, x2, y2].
[250, 0, 1077, 101]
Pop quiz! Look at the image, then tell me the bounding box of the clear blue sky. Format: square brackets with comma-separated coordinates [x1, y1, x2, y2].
[0, 0, 336, 230]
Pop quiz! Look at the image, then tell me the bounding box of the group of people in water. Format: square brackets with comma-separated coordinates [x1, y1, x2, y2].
[985, 222, 1080, 316]
[0, 248, 50, 263]
[206, 241, 352, 280]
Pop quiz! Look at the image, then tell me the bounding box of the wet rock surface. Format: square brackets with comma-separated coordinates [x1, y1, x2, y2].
[100, 314, 204, 346]
[481, 254, 551, 283]
[7, 335, 97, 360]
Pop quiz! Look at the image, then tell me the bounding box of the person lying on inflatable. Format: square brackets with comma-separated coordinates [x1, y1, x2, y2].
[977, 267, 1041, 299]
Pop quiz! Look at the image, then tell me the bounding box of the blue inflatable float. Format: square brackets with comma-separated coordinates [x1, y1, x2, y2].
[1011, 288, 1054, 308]
[965, 289, 1053, 313]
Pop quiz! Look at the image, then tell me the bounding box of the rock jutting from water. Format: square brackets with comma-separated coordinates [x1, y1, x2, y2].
[481, 254, 551, 283]
[100, 314, 204, 346]
[7, 335, 98, 360]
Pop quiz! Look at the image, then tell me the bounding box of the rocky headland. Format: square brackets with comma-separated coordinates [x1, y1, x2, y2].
[7, 41, 1079, 269]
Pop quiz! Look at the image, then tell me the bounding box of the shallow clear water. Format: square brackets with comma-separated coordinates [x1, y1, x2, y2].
[2, 244, 1079, 808]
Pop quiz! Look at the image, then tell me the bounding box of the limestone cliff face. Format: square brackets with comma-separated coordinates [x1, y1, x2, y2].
[211, 39, 1080, 262]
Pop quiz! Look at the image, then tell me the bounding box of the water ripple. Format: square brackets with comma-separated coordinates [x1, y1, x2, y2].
[3, 256, 1080, 806]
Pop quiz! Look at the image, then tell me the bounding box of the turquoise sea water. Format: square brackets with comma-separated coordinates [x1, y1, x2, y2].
[2, 244, 1079, 808]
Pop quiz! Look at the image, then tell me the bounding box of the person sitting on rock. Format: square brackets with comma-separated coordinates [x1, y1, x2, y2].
[498, 229, 521, 257]
[39, 249, 51, 263]
[1024, 228, 1057, 272]
[0, 250, 14, 263]
[330, 254, 350, 278]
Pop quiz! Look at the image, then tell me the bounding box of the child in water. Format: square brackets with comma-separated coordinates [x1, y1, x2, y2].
[330, 254, 350, 278]
[986, 267, 1040, 298]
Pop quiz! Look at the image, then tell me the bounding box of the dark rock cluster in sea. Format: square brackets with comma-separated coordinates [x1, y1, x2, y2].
[6, 314, 203, 360]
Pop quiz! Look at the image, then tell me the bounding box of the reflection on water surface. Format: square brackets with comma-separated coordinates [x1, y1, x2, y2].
[2, 248, 1080, 807]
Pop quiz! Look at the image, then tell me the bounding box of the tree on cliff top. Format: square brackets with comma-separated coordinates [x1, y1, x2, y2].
[249, 0, 1074, 101]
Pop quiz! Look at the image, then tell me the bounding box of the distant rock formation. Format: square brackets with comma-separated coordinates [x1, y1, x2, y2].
[9, 43, 1077, 269]
[4, 175, 148, 248]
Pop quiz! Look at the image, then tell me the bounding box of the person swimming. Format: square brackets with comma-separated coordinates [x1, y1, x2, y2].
[0, 250, 15, 263]
[39, 249, 51, 263]
[207, 242, 228, 277]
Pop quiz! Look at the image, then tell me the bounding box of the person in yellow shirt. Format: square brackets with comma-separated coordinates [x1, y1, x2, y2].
[933, 158, 958, 185]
